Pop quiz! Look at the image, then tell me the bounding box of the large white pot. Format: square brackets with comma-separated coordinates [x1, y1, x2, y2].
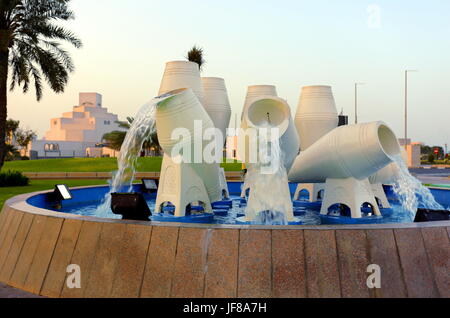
[158, 61, 204, 104]
[155, 88, 221, 202]
[239, 96, 300, 171]
[288, 121, 401, 183]
[201, 77, 232, 145]
[295, 85, 338, 150]
[241, 85, 278, 120]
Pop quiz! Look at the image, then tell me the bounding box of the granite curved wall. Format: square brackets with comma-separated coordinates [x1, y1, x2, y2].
[0, 191, 449, 298]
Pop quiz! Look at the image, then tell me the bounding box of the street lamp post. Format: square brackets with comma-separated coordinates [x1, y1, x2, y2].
[404, 70, 418, 151]
[354, 83, 365, 124]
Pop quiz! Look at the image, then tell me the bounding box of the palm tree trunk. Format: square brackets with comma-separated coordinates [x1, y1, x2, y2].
[0, 43, 9, 169]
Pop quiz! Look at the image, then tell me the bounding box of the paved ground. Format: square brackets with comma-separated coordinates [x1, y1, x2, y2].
[0, 283, 43, 298]
[411, 168, 450, 186]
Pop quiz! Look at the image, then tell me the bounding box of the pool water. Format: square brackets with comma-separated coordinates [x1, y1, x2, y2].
[26, 182, 450, 225]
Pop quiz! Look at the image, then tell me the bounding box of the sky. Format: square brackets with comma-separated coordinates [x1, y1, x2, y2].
[7, 0, 450, 149]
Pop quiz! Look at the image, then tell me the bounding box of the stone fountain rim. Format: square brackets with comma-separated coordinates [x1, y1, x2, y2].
[5, 185, 450, 231]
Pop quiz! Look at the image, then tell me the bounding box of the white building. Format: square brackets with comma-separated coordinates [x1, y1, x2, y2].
[30, 93, 122, 158]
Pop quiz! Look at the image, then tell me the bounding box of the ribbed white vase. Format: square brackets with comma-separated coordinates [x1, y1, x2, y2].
[158, 61, 204, 105]
[201, 77, 232, 145]
[295, 85, 338, 150]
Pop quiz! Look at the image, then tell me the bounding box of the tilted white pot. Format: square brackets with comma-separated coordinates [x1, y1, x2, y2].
[239, 96, 300, 172]
[288, 121, 401, 183]
[295, 85, 338, 151]
[155, 88, 221, 203]
[201, 77, 232, 145]
[159, 61, 204, 104]
[241, 85, 278, 120]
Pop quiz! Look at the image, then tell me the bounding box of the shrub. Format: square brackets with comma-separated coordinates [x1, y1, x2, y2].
[0, 170, 30, 187]
[428, 153, 435, 164]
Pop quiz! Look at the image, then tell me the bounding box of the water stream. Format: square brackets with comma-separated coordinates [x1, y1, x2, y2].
[392, 154, 445, 217]
[243, 123, 293, 225]
[97, 99, 158, 217]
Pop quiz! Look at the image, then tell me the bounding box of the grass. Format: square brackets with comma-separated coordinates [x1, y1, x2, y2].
[424, 184, 450, 189]
[0, 157, 242, 212]
[2, 157, 242, 173]
[0, 179, 109, 212]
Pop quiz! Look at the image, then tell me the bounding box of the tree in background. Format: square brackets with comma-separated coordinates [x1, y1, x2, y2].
[186, 45, 205, 72]
[0, 0, 82, 169]
[421, 145, 445, 160]
[421, 145, 432, 155]
[102, 117, 161, 156]
[5, 118, 19, 143]
[4, 143, 19, 161]
[15, 128, 36, 156]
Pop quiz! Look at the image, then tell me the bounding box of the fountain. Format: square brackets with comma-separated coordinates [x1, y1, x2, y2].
[1, 59, 449, 299]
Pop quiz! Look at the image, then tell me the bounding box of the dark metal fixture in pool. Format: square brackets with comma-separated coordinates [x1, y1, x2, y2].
[111, 192, 151, 221]
[415, 208, 450, 222]
[45, 184, 73, 209]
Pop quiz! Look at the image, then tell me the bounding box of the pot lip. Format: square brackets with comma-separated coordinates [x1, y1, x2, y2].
[247, 84, 277, 90]
[374, 121, 402, 160]
[301, 85, 333, 90]
[201, 76, 225, 81]
[165, 60, 198, 66]
[244, 96, 291, 136]
[5, 185, 450, 231]
[155, 87, 190, 104]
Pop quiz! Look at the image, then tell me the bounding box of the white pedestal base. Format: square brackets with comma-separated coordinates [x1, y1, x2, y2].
[320, 178, 381, 218]
[219, 168, 230, 199]
[155, 155, 212, 217]
[293, 183, 325, 202]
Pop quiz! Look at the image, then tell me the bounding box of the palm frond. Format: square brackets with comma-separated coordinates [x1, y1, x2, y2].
[3, 0, 81, 100]
[186, 45, 205, 71]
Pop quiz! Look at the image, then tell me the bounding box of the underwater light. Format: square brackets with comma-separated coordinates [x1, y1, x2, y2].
[45, 184, 72, 209]
[142, 179, 158, 193]
[111, 193, 151, 221]
[54, 184, 72, 201]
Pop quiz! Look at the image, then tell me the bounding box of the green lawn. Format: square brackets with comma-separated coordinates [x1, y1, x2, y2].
[0, 179, 109, 212]
[0, 157, 242, 212]
[2, 157, 242, 173]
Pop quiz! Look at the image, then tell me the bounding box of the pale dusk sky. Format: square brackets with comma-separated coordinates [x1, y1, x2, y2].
[7, 0, 450, 148]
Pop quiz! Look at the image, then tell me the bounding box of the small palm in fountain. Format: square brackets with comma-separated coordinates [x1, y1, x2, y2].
[186, 45, 205, 72]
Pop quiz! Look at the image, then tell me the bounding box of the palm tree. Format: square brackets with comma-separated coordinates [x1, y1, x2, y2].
[186, 45, 205, 72]
[0, 0, 82, 168]
[5, 118, 19, 143]
[102, 117, 161, 155]
[102, 130, 126, 152]
[5, 143, 18, 161]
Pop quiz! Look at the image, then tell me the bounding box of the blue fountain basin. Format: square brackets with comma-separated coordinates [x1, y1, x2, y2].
[25, 182, 450, 225]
